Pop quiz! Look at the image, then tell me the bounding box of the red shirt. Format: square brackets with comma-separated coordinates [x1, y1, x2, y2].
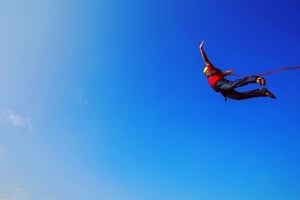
[204, 64, 224, 87]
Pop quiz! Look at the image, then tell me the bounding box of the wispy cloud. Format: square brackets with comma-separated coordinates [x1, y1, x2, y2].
[77, 94, 90, 107]
[0, 186, 31, 200]
[0, 108, 32, 131]
[0, 185, 59, 200]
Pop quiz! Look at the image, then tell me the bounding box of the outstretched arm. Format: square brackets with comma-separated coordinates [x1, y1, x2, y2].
[200, 40, 233, 76]
[199, 40, 211, 65]
[223, 69, 233, 76]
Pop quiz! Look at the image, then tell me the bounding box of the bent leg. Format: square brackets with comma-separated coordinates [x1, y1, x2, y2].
[221, 88, 271, 100]
[216, 76, 257, 90]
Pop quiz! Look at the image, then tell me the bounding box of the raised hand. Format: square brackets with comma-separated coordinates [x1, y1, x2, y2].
[199, 40, 205, 49]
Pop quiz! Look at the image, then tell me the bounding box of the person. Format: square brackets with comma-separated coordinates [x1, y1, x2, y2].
[199, 40, 276, 100]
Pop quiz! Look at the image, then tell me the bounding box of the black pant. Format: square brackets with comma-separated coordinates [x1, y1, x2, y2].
[215, 76, 268, 100]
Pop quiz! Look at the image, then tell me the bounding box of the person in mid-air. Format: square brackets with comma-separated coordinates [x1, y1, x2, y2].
[199, 40, 276, 100]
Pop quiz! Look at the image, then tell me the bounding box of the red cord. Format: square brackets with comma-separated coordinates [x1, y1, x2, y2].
[231, 66, 300, 77]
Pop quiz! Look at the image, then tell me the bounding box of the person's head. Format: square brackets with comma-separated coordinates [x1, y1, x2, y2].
[203, 65, 221, 77]
[203, 66, 209, 76]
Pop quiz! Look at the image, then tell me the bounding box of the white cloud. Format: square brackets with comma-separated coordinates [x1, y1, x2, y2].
[0, 108, 32, 131]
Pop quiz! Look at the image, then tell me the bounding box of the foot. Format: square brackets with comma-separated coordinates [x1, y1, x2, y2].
[263, 88, 276, 99]
[256, 77, 266, 85]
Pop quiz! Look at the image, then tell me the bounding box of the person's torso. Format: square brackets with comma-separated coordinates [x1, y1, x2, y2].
[204, 64, 224, 87]
[207, 75, 223, 87]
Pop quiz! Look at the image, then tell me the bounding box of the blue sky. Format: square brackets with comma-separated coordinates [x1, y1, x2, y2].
[0, 0, 300, 199]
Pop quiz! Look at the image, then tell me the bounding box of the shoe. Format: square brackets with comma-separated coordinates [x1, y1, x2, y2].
[256, 77, 266, 85]
[263, 88, 276, 99]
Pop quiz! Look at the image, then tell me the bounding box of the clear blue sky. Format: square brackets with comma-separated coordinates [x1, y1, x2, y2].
[0, 0, 300, 199]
